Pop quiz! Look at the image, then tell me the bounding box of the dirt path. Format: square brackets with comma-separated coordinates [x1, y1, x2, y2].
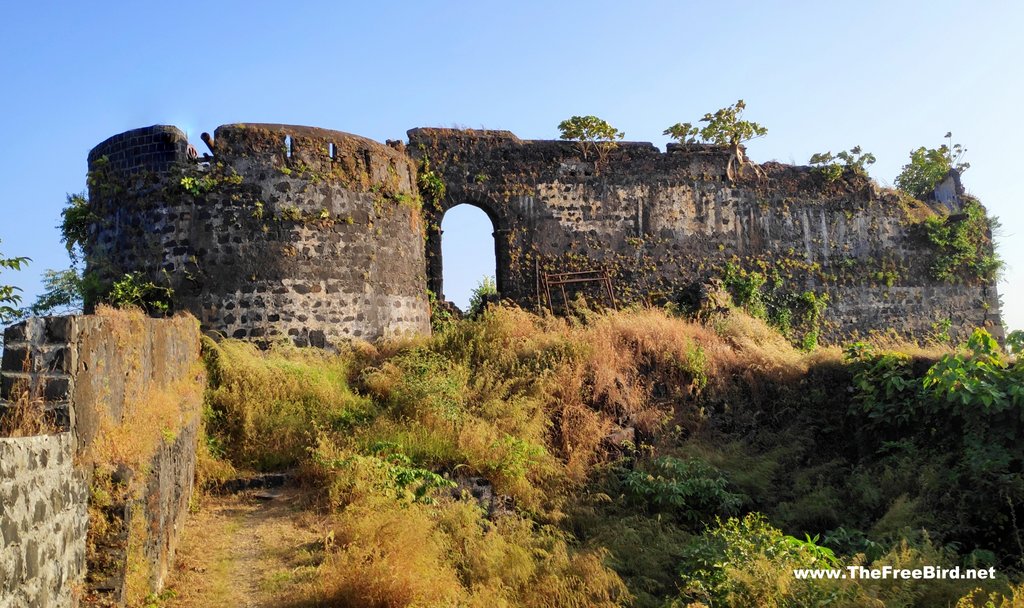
[161, 486, 327, 608]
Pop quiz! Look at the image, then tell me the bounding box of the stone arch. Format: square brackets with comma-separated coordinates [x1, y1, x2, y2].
[426, 197, 511, 305]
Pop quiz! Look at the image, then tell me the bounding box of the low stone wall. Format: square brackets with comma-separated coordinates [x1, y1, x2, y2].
[0, 433, 88, 608]
[1, 311, 204, 607]
[86, 415, 200, 605]
[135, 417, 198, 596]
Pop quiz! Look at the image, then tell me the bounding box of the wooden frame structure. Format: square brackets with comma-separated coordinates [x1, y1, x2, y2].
[541, 269, 618, 314]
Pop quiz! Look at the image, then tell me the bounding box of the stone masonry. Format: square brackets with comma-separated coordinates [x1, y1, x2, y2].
[1, 313, 203, 606]
[0, 433, 89, 608]
[410, 128, 1002, 342]
[82, 124, 1003, 345]
[85, 124, 430, 347]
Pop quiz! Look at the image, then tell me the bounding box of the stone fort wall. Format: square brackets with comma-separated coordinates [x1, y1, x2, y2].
[0, 433, 87, 608]
[0, 314, 203, 606]
[86, 124, 430, 346]
[83, 124, 1002, 345]
[409, 128, 1002, 343]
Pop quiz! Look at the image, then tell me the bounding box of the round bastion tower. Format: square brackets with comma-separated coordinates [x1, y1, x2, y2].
[84, 124, 431, 345]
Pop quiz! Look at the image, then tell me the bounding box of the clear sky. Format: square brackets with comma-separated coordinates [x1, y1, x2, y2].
[1, 1, 1021, 329]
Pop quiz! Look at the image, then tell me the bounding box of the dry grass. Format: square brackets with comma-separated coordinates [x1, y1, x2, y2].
[0, 394, 58, 437]
[306, 495, 629, 608]
[0, 351, 60, 437]
[203, 337, 372, 470]
[193, 304, 1023, 608]
[87, 307, 205, 470]
[19, 296, 1016, 605]
[91, 372, 204, 472]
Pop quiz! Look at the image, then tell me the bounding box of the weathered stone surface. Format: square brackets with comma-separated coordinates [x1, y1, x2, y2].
[0, 433, 88, 608]
[408, 128, 1002, 343]
[81, 123, 1001, 346]
[1, 314, 203, 606]
[85, 124, 430, 346]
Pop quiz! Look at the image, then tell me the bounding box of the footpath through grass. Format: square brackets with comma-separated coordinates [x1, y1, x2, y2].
[162, 486, 325, 608]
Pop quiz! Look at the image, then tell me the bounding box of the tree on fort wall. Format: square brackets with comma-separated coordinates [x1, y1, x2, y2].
[557, 115, 625, 169]
[664, 99, 767, 181]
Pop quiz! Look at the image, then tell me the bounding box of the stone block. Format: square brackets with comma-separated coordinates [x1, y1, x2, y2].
[41, 378, 70, 402]
[2, 321, 30, 344]
[43, 317, 74, 343]
[1, 348, 32, 375]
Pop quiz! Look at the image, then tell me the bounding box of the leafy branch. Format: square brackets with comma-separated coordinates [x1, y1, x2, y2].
[664, 100, 767, 181]
[808, 146, 876, 183]
[0, 241, 29, 324]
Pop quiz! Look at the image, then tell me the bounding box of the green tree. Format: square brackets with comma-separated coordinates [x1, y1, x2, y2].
[20, 192, 101, 318]
[29, 268, 86, 316]
[1007, 330, 1024, 356]
[895, 132, 970, 198]
[664, 100, 767, 181]
[557, 115, 625, 165]
[0, 240, 29, 324]
[60, 192, 95, 264]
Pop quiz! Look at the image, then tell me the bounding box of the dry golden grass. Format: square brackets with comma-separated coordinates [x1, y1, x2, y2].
[312, 501, 466, 607]
[91, 372, 204, 472]
[306, 495, 629, 608]
[0, 393, 57, 437]
[203, 337, 372, 470]
[89, 307, 205, 463]
[955, 584, 1024, 608]
[0, 350, 60, 437]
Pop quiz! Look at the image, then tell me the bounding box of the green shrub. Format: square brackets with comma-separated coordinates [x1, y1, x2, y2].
[108, 272, 174, 315]
[467, 275, 497, 316]
[676, 513, 852, 607]
[896, 136, 969, 199]
[846, 343, 920, 427]
[809, 146, 876, 182]
[722, 261, 767, 319]
[924, 199, 1001, 283]
[558, 115, 625, 163]
[624, 457, 742, 526]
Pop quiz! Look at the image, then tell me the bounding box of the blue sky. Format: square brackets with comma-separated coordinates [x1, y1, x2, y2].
[1, 1, 1021, 328]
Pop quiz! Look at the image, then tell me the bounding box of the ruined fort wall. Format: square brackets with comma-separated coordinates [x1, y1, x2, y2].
[86, 124, 430, 346]
[1, 314, 204, 605]
[83, 123, 1001, 345]
[408, 128, 1002, 342]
